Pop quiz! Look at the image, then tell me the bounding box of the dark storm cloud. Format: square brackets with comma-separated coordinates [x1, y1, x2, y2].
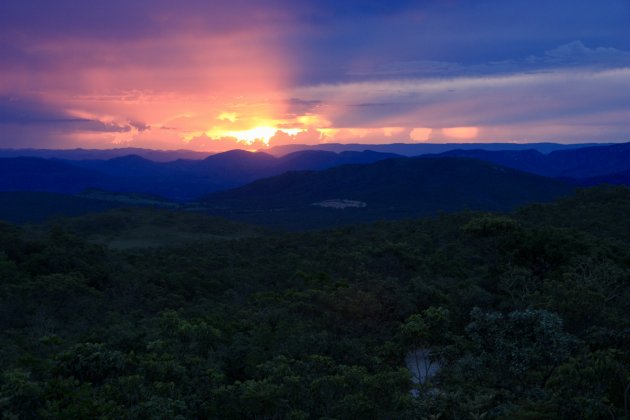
[2, 0, 629, 84]
[0, 0, 286, 40]
[0, 96, 146, 141]
[0, 97, 86, 125]
[284, 0, 630, 85]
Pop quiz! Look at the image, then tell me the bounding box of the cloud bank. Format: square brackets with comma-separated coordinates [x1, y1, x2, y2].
[1, 0, 629, 149]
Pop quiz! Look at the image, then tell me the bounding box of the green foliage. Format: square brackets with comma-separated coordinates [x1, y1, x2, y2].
[463, 308, 576, 389]
[0, 186, 629, 418]
[400, 306, 451, 350]
[463, 214, 521, 236]
[546, 349, 630, 418]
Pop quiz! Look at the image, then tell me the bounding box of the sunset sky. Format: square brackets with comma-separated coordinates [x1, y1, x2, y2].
[1, 0, 630, 151]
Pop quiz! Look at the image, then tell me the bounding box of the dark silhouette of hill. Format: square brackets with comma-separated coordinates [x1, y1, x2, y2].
[266, 142, 606, 157]
[71, 154, 175, 177]
[578, 169, 630, 188]
[169, 149, 400, 176]
[167, 150, 403, 197]
[201, 157, 574, 229]
[0, 150, 401, 200]
[0, 191, 122, 223]
[0, 142, 605, 162]
[438, 142, 630, 178]
[0, 157, 106, 193]
[68, 155, 213, 200]
[0, 156, 217, 200]
[0, 147, 211, 161]
[2, 142, 625, 207]
[516, 185, 630, 242]
[171, 150, 279, 182]
[545, 142, 630, 177]
[277, 150, 401, 171]
[201, 149, 278, 170]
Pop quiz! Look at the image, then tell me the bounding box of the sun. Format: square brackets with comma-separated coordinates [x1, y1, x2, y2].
[215, 125, 304, 146]
[225, 126, 278, 144]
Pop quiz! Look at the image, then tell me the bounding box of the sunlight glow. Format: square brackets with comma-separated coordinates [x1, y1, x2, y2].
[225, 126, 277, 143]
[208, 125, 304, 145]
[218, 112, 239, 122]
[297, 114, 331, 127]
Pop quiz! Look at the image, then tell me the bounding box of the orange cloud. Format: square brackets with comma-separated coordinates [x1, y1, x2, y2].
[186, 134, 266, 152]
[0, 25, 297, 150]
[268, 128, 322, 147]
[410, 127, 433, 142]
[442, 126, 479, 140]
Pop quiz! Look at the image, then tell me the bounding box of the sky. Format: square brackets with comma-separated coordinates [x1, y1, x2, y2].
[1, 0, 630, 151]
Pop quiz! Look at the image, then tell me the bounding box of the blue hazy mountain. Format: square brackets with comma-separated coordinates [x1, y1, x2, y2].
[0, 150, 402, 200]
[2, 143, 628, 209]
[0, 147, 211, 162]
[266, 142, 607, 157]
[438, 142, 630, 179]
[0, 142, 605, 161]
[0, 157, 106, 193]
[201, 157, 574, 229]
[579, 169, 630, 188]
[0, 191, 123, 223]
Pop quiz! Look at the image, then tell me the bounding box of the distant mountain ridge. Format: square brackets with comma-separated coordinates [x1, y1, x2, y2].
[0, 147, 211, 162]
[2, 142, 629, 208]
[0, 191, 122, 223]
[438, 142, 630, 178]
[201, 156, 574, 229]
[0, 157, 106, 193]
[0, 150, 402, 200]
[0, 142, 609, 161]
[265, 142, 609, 157]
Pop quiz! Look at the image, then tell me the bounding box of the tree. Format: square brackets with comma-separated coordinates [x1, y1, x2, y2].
[463, 308, 577, 392]
[400, 307, 450, 392]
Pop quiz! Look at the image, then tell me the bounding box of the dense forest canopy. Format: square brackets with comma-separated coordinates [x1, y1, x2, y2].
[1, 186, 629, 418]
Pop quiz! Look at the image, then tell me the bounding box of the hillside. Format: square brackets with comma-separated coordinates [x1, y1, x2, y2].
[266, 142, 603, 157]
[40, 207, 267, 249]
[0, 191, 123, 223]
[0, 157, 106, 194]
[0, 143, 600, 161]
[439, 141, 630, 178]
[0, 186, 628, 418]
[0, 150, 401, 201]
[517, 185, 630, 242]
[3, 144, 627, 202]
[202, 157, 574, 228]
[580, 168, 630, 189]
[0, 147, 211, 161]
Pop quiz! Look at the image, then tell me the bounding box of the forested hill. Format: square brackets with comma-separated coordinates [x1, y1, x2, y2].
[439, 141, 630, 179]
[203, 156, 573, 229]
[0, 185, 628, 418]
[0, 150, 400, 200]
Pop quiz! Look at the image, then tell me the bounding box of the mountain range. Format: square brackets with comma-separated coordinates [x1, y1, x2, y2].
[2, 141, 630, 227]
[201, 157, 574, 229]
[0, 191, 122, 223]
[0, 147, 211, 162]
[0, 150, 400, 200]
[437, 142, 630, 179]
[0, 142, 603, 162]
[265, 142, 608, 156]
